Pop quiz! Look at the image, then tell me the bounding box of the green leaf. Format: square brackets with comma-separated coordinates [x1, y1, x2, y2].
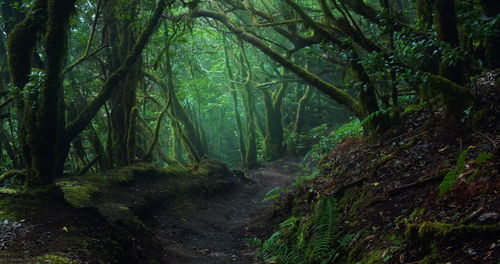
[439, 169, 459, 197]
[456, 147, 471, 172]
[475, 152, 493, 164]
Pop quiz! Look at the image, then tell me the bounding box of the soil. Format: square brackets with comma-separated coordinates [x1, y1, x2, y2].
[148, 156, 302, 264]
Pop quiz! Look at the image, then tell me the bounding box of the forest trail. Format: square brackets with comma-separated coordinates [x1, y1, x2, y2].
[149, 157, 302, 264]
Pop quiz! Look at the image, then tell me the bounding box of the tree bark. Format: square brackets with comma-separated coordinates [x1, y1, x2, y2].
[294, 86, 313, 134]
[434, 0, 465, 85]
[223, 37, 246, 167]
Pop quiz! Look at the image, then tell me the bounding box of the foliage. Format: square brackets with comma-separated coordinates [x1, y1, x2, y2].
[439, 147, 494, 197]
[439, 147, 472, 197]
[306, 196, 340, 263]
[251, 197, 352, 264]
[262, 163, 318, 202]
[306, 119, 363, 162]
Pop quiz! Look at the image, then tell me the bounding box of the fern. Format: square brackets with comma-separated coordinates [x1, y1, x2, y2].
[337, 233, 356, 249]
[256, 197, 343, 264]
[280, 216, 301, 229]
[439, 169, 459, 197]
[439, 147, 472, 197]
[258, 232, 305, 264]
[244, 237, 262, 248]
[262, 186, 288, 202]
[307, 197, 340, 263]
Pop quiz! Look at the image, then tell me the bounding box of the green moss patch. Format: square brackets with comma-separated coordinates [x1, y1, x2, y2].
[406, 221, 499, 244]
[32, 254, 75, 264]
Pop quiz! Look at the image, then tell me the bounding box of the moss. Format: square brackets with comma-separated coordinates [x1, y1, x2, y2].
[357, 249, 386, 264]
[347, 242, 363, 263]
[0, 194, 43, 220]
[59, 183, 99, 208]
[0, 170, 25, 185]
[368, 153, 394, 170]
[57, 163, 174, 207]
[399, 208, 426, 226]
[419, 243, 441, 264]
[339, 185, 373, 215]
[0, 188, 19, 194]
[406, 221, 500, 245]
[32, 254, 74, 264]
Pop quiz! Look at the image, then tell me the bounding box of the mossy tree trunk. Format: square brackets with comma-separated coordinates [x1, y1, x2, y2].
[7, 0, 48, 181]
[145, 69, 206, 165]
[350, 50, 388, 132]
[431, 0, 474, 117]
[293, 85, 313, 135]
[243, 89, 258, 170]
[171, 121, 186, 164]
[223, 37, 246, 167]
[144, 34, 207, 165]
[7, 0, 166, 191]
[261, 82, 287, 161]
[239, 44, 258, 170]
[104, 1, 143, 166]
[434, 0, 465, 85]
[126, 106, 139, 163]
[480, 0, 500, 69]
[416, 0, 434, 28]
[24, 0, 75, 188]
[89, 124, 107, 171]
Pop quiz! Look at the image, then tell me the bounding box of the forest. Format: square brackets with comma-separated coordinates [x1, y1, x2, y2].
[0, 0, 498, 263]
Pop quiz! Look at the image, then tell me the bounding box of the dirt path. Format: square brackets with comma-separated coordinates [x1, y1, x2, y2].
[150, 157, 302, 264]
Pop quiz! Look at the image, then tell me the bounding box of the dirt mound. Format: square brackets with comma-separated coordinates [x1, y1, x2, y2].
[0, 160, 238, 263]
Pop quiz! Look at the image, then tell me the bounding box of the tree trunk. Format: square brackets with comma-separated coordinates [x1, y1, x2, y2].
[223, 38, 246, 167]
[262, 84, 286, 161]
[481, 0, 500, 68]
[294, 85, 313, 134]
[24, 0, 75, 188]
[239, 46, 258, 170]
[416, 0, 434, 28]
[434, 0, 465, 85]
[7, 0, 165, 190]
[244, 89, 258, 170]
[104, 1, 142, 166]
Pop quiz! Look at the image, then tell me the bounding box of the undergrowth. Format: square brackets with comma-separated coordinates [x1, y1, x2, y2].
[439, 146, 494, 197]
[248, 197, 352, 264]
[264, 120, 362, 202]
[305, 119, 363, 163]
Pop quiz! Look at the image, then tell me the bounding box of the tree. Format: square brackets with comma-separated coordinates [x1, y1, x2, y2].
[6, 0, 166, 191]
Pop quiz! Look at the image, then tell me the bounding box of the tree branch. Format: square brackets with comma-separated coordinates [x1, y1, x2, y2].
[188, 8, 364, 118]
[65, 0, 166, 142]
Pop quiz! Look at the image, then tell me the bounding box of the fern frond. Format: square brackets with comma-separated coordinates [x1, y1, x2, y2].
[262, 186, 287, 202]
[307, 197, 340, 262]
[280, 216, 301, 229]
[256, 197, 342, 264]
[244, 237, 262, 248]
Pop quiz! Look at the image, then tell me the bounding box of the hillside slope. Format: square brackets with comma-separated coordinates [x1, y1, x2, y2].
[253, 70, 499, 263]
